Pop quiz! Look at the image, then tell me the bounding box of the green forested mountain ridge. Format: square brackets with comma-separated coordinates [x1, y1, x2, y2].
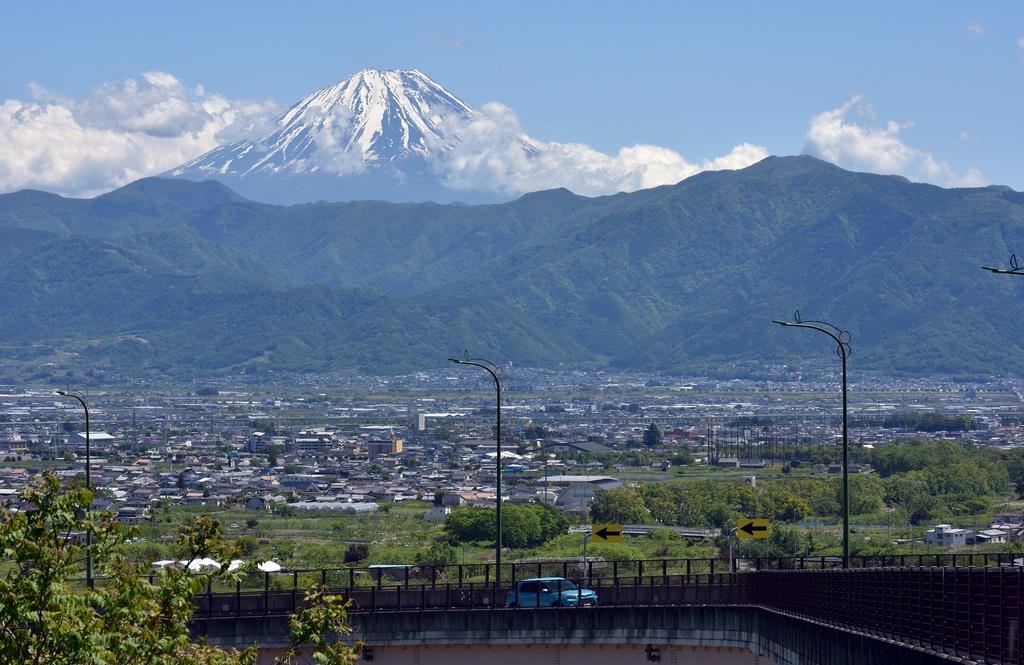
[2, 155, 1023, 377]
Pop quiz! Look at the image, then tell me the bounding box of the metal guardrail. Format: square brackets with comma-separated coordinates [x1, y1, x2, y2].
[758, 567, 1023, 665]
[191, 565, 1024, 664]
[70, 552, 1018, 593]
[173, 554, 1023, 662]
[159, 552, 1021, 595]
[193, 571, 753, 616]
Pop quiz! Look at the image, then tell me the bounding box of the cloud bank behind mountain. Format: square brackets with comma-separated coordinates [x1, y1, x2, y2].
[0, 71, 989, 200]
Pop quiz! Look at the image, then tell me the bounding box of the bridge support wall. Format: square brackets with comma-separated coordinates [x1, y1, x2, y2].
[195, 606, 965, 665]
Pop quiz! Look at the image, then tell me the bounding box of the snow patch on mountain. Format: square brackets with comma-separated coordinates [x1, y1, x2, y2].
[173, 69, 483, 179]
[170, 68, 766, 202]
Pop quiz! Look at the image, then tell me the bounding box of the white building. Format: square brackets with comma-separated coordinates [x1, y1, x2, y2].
[925, 524, 968, 548]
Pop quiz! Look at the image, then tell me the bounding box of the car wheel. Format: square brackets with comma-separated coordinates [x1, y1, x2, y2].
[507, 602, 518, 608]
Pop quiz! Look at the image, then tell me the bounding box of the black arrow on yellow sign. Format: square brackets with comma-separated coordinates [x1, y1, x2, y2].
[595, 526, 622, 540]
[739, 521, 767, 537]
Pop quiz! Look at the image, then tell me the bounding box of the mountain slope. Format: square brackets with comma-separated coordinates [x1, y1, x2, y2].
[4, 155, 1024, 379]
[436, 156, 1024, 374]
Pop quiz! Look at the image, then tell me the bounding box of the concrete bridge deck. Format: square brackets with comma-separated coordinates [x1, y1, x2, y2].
[187, 558, 1022, 664]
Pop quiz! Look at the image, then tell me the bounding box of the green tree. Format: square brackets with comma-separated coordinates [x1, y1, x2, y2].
[524, 423, 548, 439]
[414, 541, 459, 569]
[344, 543, 370, 564]
[642, 423, 662, 447]
[444, 504, 568, 548]
[264, 444, 283, 467]
[0, 472, 356, 665]
[590, 487, 652, 524]
[445, 507, 495, 543]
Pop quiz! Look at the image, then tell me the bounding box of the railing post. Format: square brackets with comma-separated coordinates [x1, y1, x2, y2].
[1017, 567, 1022, 665]
[206, 577, 212, 618]
[348, 567, 353, 589]
[263, 572, 269, 615]
[292, 570, 298, 612]
[235, 578, 241, 618]
[967, 567, 973, 660]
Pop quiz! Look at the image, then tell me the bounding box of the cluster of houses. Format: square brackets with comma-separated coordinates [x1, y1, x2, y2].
[924, 513, 1024, 547]
[0, 422, 631, 525]
[1, 381, 1023, 556]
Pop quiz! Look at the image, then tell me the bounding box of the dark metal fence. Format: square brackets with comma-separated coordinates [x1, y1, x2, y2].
[166, 552, 1021, 597]
[186, 557, 1023, 664]
[757, 567, 1023, 665]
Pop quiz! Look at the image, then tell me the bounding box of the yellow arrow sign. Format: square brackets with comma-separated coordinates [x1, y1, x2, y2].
[736, 518, 771, 540]
[591, 523, 624, 542]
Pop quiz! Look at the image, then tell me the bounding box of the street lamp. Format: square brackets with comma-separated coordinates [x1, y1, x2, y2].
[55, 388, 92, 587]
[773, 311, 852, 567]
[448, 353, 504, 584]
[982, 253, 1024, 275]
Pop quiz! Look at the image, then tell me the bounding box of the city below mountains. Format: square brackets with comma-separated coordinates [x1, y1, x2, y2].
[2, 155, 1024, 379]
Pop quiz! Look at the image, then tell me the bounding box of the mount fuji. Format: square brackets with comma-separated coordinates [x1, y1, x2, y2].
[170, 69, 521, 204]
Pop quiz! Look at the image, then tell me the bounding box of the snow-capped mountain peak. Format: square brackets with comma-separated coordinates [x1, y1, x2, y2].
[172, 68, 476, 180]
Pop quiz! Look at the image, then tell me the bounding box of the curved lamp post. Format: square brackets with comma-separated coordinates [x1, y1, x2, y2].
[773, 311, 852, 567]
[982, 253, 1024, 276]
[448, 353, 503, 584]
[55, 388, 92, 587]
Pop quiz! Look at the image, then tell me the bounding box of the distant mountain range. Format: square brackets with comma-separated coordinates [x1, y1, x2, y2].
[3, 155, 1024, 380]
[169, 69, 521, 204]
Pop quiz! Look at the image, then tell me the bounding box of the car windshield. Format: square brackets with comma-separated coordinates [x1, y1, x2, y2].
[557, 580, 578, 591]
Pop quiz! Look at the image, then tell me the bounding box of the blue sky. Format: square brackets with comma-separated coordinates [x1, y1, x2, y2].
[1, 1, 1022, 196]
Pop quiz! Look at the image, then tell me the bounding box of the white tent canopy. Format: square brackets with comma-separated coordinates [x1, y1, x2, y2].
[149, 557, 222, 572]
[227, 559, 283, 573]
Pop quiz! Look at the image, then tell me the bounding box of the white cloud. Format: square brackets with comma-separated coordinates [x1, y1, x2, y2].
[427, 32, 465, 49]
[308, 105, 366, 176]
[1018, 36, 1024, 48]
[0, 72, 279, 197]
[802, 96, 985, 188]
[967, 21, 984, 38]
[429, 102, 768, 196]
